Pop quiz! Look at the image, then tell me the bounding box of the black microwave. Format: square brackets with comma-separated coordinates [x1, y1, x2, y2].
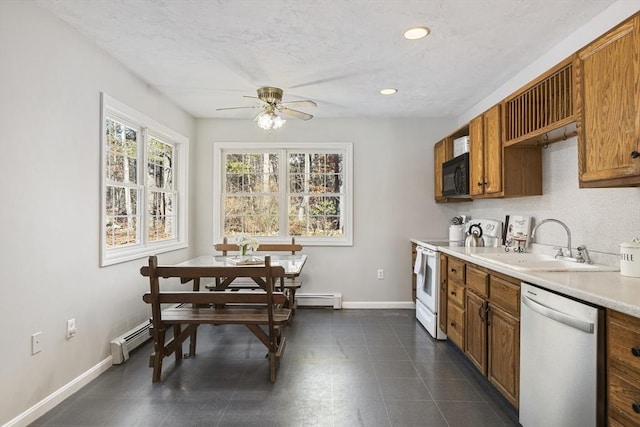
[442, 152, 469, 197]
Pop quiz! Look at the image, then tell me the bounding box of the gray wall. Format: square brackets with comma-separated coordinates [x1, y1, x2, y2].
[0, 2, 195, 424]
[194, 118, 455, 306]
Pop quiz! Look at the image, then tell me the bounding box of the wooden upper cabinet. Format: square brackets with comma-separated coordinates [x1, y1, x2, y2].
[434, 138, 450, 202]
[483, 105, 502, 195]
[434, 126, 472, 203]
[503, 56, 576, 147]
[469, 106, 502, 196]
[470, 104, 543, 199]
[469, 114, 485, 196]
[577, 13, 640, 187]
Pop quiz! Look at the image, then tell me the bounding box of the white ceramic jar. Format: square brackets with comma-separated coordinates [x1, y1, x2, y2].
[620, 239, 640, 278]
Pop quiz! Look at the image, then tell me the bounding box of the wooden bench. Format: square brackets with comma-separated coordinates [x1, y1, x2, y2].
[211, 237, 304, 314]
[140, 255, 291, 383]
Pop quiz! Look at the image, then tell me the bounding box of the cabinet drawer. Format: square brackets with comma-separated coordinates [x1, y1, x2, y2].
[448, 281, 466, 308]
[447, 301, 464, 350]
[466, 266, 489, 297]
[608, 416, 629, 427]
[489, 276, 520, 315]
[609, 367, 640, 425]
[448, 258, 466, 284]
[608, 310, 640, 375]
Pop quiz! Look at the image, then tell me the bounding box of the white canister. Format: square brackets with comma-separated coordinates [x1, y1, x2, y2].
[449, 224, 464, 245]
[620, 240, 640, 278]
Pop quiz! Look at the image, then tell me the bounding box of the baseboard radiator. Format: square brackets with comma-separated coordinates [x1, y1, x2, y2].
[110, 319, 152, 364]
[296, 292, 342, 309]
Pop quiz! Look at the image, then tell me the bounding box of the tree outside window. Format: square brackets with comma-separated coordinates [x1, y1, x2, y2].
[215, 142, 352, 246]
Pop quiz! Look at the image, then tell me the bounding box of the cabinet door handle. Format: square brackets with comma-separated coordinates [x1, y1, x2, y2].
[478, 304, 484, 322]
[631, 150, 639, 159]
[450, 321, 456, 328]
[632, 346, 640, 357]
[485, 305, 491, 325]
[450, 290, 457, 296]
[451, 268, 457, 273]
[633, 402, 640, 414]
[477, 182, 483, 187]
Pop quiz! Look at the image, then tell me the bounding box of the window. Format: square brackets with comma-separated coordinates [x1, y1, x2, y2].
[101, 94, 188, 266]
[214, 142, 353, 246]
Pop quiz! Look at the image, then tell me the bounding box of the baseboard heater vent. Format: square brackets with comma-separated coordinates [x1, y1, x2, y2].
[296, 292, 342, 309]
[110, 319, 152, 365]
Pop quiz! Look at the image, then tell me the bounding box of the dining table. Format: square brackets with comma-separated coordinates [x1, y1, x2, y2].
[174, 254, 308, 312]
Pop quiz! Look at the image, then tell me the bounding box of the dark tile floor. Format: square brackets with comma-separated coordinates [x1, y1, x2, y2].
[31, 308, 520, 426]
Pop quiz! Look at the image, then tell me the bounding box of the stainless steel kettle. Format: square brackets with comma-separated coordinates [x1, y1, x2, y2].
[465, 223, 485, 247]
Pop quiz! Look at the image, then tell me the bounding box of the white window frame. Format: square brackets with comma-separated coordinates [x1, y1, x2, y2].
[100, 93, 189, 266]
[213, 142, 353, 246]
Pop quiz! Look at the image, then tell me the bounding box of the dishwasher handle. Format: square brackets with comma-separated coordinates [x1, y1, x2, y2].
[522, 294, 594, 334]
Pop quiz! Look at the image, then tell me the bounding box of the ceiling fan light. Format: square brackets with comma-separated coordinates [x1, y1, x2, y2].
[380, 88, 398, 95]
[272, 115, 286, 129]
[257, 111, 285, 130]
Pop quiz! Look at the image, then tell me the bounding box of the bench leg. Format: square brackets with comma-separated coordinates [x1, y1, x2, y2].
[288, 288, 297, 320]
[173, 325, 183, 363]
[189, 324, 198, 357]
[269, 353, 277, 383]
[152, 328, 166, 382]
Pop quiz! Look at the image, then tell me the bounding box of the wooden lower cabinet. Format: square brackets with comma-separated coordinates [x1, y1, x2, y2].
[447, 301, 465, 349]
[438, 254, 448, 334]
[607, 309, 640, 426]
[443, 255, 520, 410]
[465, 291, 487, 375]
[487, 304, 520, 408]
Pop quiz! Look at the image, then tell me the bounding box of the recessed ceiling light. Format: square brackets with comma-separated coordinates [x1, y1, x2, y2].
[403, 26, 431, 40]
[380, 88, 398, 95]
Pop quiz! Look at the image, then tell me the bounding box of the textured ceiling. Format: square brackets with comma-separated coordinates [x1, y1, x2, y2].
[37, 0, 616, 119]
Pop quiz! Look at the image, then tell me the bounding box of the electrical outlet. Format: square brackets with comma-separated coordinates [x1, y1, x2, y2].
[32, 332, 42, 355]
[377, 269, 384, 279]
[66, 318, 77, 339]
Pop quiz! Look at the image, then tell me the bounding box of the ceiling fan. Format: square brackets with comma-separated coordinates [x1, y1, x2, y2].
[217, 87, 317, 130]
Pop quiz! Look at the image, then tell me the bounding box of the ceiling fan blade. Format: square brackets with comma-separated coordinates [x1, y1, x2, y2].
[216, 106, 261, 111]
[243, 95, 268, 104]
[278, 107, 313, 121]
[280, 100, 317, 108]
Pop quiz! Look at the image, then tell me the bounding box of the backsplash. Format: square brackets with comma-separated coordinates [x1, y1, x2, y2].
[443, 137, 640, 266]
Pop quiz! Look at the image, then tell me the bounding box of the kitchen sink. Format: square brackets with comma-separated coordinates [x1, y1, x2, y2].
[469, 252, 619, 272]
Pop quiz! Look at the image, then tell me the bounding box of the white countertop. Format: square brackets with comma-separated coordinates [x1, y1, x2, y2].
[411, 238, 640, 318]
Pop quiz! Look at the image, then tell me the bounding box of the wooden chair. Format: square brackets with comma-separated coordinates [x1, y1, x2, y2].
[212, 237, 303, 315]
[214, 236, 302, 255]
[140, 255, 291, 383]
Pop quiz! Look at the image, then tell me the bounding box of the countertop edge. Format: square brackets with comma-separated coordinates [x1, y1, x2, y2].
[434, 245, 640, 318]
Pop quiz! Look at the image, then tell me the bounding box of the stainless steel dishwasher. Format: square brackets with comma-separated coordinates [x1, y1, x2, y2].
[519, 283, 605, 427]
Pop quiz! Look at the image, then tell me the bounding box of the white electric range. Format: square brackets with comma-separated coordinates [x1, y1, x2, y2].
[414, 239, 450, 340]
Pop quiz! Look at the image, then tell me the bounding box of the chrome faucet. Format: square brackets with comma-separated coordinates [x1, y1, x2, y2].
[576, 245, 593, 264]
[531, 218, 573, 259]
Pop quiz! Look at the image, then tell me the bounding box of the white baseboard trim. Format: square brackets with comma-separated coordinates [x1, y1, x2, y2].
[341, 301, 416, 309]
[3, 356, 113, 427]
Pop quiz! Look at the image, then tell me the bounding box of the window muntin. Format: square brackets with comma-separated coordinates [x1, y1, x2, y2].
[101, 93, 188, 266]
[214, 143, 352, 246]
